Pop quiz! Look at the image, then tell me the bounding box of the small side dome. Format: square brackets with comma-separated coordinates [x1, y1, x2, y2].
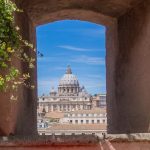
[50, 86, 57, 96]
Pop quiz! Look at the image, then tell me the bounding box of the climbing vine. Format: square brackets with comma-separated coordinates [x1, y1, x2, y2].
[0, 0, 35, 100]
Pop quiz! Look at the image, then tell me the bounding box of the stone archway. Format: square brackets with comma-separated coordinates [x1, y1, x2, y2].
[1, 0, 150, 136]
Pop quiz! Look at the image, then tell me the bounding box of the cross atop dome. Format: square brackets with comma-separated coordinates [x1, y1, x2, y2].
[66, 65, 72, 74]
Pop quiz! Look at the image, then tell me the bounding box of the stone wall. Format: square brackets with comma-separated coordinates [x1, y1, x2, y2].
[115, 0, 150, 133]
[1, 0, 150, 136]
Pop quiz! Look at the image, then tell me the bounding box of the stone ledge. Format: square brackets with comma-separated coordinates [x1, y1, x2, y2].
[0, 134, 99, 147]
[106, 133, 150, 141]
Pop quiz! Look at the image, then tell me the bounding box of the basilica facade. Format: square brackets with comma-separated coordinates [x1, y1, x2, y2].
[38, 66, 93, 113]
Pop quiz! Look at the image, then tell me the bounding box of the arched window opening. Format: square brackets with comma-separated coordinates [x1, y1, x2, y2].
[36, 20, 106, 136]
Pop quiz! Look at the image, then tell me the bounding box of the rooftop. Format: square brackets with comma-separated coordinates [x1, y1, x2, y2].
[45, 111, 64, 119]
[48, 124, 107, 131]
[67, 108, 106, 115]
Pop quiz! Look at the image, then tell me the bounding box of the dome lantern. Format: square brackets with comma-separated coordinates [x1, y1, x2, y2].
[66, 65, 72, 74]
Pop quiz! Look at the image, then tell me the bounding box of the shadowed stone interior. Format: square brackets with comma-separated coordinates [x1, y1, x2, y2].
[0, 0, 150, 136]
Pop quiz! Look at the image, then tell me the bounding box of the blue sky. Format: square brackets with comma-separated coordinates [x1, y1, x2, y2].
[36, 20, 106, 96]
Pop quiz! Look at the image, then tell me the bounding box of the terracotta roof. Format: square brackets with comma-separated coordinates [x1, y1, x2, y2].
[68, 108, 106, 114]
[45, 111, 64, 119]
[47, 124, 107, 131]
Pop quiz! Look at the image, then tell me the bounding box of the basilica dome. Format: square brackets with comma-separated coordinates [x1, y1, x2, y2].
[59, 66, 79, 86]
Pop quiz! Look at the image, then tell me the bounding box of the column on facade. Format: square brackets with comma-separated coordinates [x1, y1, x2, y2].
[59, 87, 61, 94]
[69, 87, 71, 93]
[58, 104, 60, 111]
[83, 105, 86, 110]
[61, 104, 63, 111]
[51, 105, 54, 112]
[58, 87, 60, 95]
[45, 105, 49, 112]
[58, 87, 60, 94]
[75, 104, 78, 110]
[79, 104, 82, 109]
[67, 104, 69, 111]
[75, 87, 77, 93]
[49, 104, 51, 112]
[66, 104, 68, 111]
[86, 105, 88, 110]
[63, 104, 65, 111]
[59, 104, 61, 111]
[55, 104, 58, 111]
[56, 104, 59, 111]
[69, 104, 72, 111]
[73, 87, 76, 94]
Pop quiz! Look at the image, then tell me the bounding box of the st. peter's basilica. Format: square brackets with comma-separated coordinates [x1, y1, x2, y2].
[38, 65, 93, 113]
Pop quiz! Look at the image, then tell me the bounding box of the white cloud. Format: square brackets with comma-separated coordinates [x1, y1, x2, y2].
[71, 55, 105, 65]
[57, 45, 100, 52]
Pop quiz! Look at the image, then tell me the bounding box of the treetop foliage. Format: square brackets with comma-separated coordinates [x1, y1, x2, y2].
[0, 0, 35, 100]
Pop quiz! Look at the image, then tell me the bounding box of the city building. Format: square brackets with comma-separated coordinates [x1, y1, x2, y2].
[38, 108, 107, 135]
[92, 94, 106, 108]
[38, 66, 93, 113]
[37, 66, 107, 135]
[60, 108, 107, 124]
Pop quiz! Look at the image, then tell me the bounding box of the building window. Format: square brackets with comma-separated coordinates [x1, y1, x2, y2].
[97, 120, 100, 124]
[74, 114, 77, 117]
[78, 114, 81, 117]
[81, 120, 83, 124]
[64, 114, 68, 117]
[92, 120, 94, 124]
[94, 114, 97, 117]
[99, 114, 102, 117]
[86, 120, 89, 124]
[75, 120, 78, 124]
[103, 119, 105, 123]
[70, 120, 72, 124]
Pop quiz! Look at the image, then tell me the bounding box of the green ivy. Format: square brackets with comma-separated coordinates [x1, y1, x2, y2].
[0, 0, 35, 99]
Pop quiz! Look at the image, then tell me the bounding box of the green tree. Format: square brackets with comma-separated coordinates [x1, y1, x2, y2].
[0, 0, 35, 100]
